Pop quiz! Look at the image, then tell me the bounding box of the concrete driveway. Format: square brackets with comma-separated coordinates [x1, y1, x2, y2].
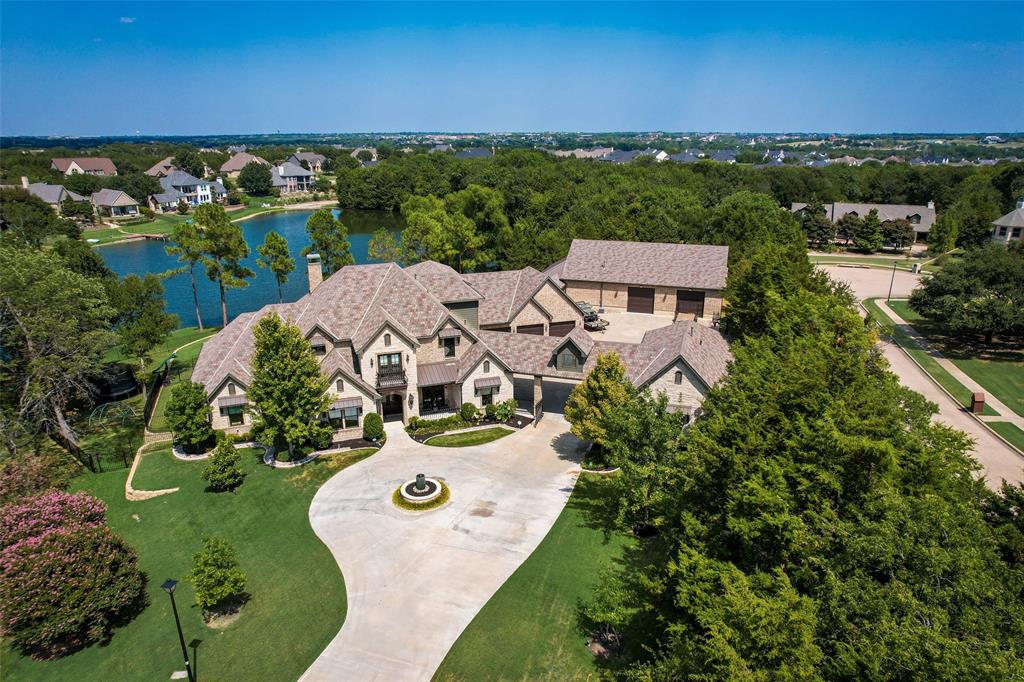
[593, 311, 674, 343]
[301, 415, 585, 681]
[819, 264, 922, 300]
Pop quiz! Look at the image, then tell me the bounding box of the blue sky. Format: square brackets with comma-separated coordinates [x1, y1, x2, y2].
[1, 1, 1021, 135]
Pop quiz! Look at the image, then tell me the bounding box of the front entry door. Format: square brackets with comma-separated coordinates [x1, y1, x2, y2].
[381, 393, 403, 422]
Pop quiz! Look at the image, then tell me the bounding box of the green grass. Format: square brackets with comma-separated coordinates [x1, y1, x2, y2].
[988, 423, 1024, 452]
[4, 444, 376, 682]
[391, 481, 452, 511]
[148, 331, 219, 432]
[863, 299, 999, 416]
[425, 427, 514, 447]
[887, 301, 1023, 418]
[84, 214, 189, 245]
[810, 255, 921, 271]
[434, 475, 632, 682]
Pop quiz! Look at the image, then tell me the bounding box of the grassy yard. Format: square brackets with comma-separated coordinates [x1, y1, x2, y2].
[147, 329, 220, 432]
[426, 427, 514, 448]
[4, 444, 376, 681]
[809, 254, 921, 271]
[888, 301, 1023, 418]
[434, 475, 633, 682]
[84, 214, 189, 245]
[988, 423, 1024, 453]
[863, 299, 999, 416]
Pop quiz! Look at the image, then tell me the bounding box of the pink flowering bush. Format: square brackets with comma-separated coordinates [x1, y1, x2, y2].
[0, 492, 144, 658]
[0, 491, 106, 550]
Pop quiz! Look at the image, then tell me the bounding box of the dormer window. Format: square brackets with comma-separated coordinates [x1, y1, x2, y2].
[384, 333, 391, 347]
[312, 344, 326, 356]
[909, 214, 921, 224]
[555, 343, 585, 372]
[227, 382, 236, 396]
[336, 379, 344, 392]
[483, 360, 490, 373]
[674, 370, 683, 385]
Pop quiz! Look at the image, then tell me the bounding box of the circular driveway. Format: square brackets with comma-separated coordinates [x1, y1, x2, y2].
[301, 416, 585, 681]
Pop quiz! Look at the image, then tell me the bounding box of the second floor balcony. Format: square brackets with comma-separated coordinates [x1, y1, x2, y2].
[377, 365, 407, 388]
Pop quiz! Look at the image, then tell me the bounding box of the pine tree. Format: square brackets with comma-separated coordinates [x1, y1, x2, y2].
[196, 204, 254, 326]
[255, 230, 295, 303]
[853, 208, 883, 253]
[166, 222, 209, 330]
[201, 435, 244, 491]
[368, 227, 402, 264]
[246, 312, 331, 459]
[301, 209, 353, 274]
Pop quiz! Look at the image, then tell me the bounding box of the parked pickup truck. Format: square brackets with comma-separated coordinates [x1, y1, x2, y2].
[575, 300, 598, 322]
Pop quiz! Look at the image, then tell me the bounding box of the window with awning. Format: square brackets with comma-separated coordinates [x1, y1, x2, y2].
[474, 376, 501, 395]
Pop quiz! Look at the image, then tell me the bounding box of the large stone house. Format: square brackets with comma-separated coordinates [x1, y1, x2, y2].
[149, 171, 227, 212]
[90, 188, 139, 217]
[547, 239, 727, 321]
[791, 201, 937, 243]
[220, 152, 270, 178]
[271, 161, 314, 194]
[287, 152, 327, 172]
[192, 251, 731, 443]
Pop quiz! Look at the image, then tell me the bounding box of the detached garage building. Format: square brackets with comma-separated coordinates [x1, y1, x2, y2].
[550, 239, 728, 320]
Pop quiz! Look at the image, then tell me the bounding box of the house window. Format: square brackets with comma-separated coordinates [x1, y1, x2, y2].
[555, 346, 584, 372]
[909, 214, 921, 224]
[220, 405, 244, 426]
[330, 406, 362, 429]
[483, 360, 490, 373]
[383, 333, 391, 347]
[674, 370, 683, 385]
[227, 382, 236, 396]
[999, 227, 1008, 237]
[336, 379, 344, 392]
[480, 390, 494, 406]
[312, 344, 327, 356]
[1013, 228, 1022, 239]
[443, 337, 456, 358]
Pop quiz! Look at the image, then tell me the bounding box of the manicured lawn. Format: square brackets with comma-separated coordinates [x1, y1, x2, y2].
[85, 214, 189, 245]
[426, 427, 514, 448]
[863, 299, 999, 416]
[810, 255, 920, 271]
[4, 444, 376, 681]
[434, 475, 633, 682]
[888, 300, 1024, 418]
[148, 331, 219, 433]
[988, 422, 1024, 453]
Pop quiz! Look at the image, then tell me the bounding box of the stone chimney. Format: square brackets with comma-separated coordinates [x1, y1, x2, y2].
[20, 176, 29, 189]
[306, 253, 323, 292]
[927, 200, 935, 209]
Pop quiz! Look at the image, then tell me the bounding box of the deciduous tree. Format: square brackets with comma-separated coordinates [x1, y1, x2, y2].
[107, 273, 178, 401]
[238, 161, 273, 196]
[564, 352, 633, 448]
[187, 535, 247, 612]
[201, 434, 245, 491]
[165, 382, 214, 453]
[301, 208, 353, 275]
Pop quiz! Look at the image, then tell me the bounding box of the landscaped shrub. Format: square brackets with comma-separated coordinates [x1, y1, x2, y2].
[187, 536, 247, 613]
[165, 381, 214, 453]
[0, 450, 76, 504]
[494, 398, 518, 422]
[201, 435, 245, 491]
[363, 412, 384, 441]
[485, 403, 498, 420]
[0, 491, 105, 550]
[406, 414, 469, 435]
[0, 494, 143, 658]
[460, 402, 479, 422]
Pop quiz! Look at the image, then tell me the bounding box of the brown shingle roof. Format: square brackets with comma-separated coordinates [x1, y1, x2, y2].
[791, 202, 936, 233]
[634, 321, 732, 389]
[560, 239, 729, 290]
[51, 157, 117, 175]
[405, 261, 482, 303]
[462, 266, 550, 325]
[220, 152, 269, 172]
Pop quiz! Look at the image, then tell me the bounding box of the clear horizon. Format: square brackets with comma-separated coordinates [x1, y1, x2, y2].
[1, 1, 1021, 137]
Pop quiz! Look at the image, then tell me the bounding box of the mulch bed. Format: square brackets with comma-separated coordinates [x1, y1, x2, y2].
[330, 436, 383, 450]
[407, 415, 533, 443]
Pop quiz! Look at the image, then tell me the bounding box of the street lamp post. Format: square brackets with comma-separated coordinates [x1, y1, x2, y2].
[162, 579, 195, 682]
[887, 260, 897, 302]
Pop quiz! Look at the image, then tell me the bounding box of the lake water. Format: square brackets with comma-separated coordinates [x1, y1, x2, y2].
[99, 208, 404, 328]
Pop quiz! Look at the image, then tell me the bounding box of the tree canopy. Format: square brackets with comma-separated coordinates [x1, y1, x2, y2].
[238, 161, 273, 196]
[301, 209, 353, 275]
[256, 230, 295, 303]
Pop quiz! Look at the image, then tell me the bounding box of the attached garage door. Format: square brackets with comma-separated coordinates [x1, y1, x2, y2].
[627, 287, 655, 314]
[676, 290, 705, 317]
[517, 323, 545, 335]
[548, 321, 576, 337]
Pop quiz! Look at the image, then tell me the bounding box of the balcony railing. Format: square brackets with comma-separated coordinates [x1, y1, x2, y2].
[377, 365, 407, 388]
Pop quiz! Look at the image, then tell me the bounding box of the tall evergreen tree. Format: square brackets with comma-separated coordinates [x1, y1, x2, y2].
[255, 230, 295, 303]
[367, 228, 403, 264]
[166, 222, 209, 330]
[853, 208, 883, 252]
[245, 312, 330, 460]
[196, 204, 253, 326]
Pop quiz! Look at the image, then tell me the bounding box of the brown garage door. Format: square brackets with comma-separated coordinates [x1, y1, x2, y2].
[627, 287, 655, 314]
[517, 323, 545, 335]
[676, 290, 705, 317]
[548, 321, 576, 337]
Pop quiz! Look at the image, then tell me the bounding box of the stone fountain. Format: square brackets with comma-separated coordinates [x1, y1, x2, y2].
[400, 473, 442, 504]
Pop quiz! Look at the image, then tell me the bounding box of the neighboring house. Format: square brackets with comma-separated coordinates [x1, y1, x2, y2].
[667, 149, 702, 164]
[429, 144, 453, 153]
[598, 148, 668, 164]
[50, 157, 117, 176]
[271, 161, 314, 194]
[192, 254, 730, 438]
[551, 147, 614, 159]
[550, 239, 728, 320]
[991, 200, 1024, 244]
[14, 177, 86, 211]
[145, 157, 177, 178]
[226, 145, 247, 154]
[220, 152, 270, 178]
[791, 201, 937, 242]
[350, 147, 378, 161]
[91, 189, 139, 217]
[287, 152, 327, 172]
[149, 170, 227, 212]
[455, 148, 493, 159]
[708, 149, 737, 163]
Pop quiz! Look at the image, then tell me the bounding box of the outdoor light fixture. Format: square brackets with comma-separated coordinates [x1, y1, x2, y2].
[161, 578, 194, 682]
[408, 394, 415, 408]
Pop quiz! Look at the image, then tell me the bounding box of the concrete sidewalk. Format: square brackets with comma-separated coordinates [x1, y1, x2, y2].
[876, 300, 1023, 429]
[301, 416, 584, 681]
